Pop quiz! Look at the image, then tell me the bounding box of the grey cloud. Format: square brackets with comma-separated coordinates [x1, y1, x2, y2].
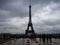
[0, 0, 60, 33]
[43, 19, 60, 26]
[0, 0, 60, 18]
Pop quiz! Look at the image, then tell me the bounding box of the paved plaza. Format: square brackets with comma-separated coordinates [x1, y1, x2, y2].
[0, 38, 60, 45]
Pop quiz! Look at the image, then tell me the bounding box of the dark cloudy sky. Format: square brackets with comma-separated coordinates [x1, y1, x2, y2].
[0, 0, 60, 34]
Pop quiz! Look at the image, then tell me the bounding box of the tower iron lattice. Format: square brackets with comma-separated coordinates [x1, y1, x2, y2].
[25, 5, 35, 37]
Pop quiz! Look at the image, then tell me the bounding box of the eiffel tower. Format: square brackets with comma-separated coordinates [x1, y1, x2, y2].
[25, 5, 35, 36]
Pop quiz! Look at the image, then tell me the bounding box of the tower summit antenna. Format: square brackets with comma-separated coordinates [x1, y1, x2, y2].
[29, 4, 32, 23]
[29, 0, 31, 5]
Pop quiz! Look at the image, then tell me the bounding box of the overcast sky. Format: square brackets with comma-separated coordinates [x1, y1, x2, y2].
[0, 0, 60, 34]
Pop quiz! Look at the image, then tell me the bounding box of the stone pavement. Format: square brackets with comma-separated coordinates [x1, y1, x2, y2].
[0, 38, 60, 45]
